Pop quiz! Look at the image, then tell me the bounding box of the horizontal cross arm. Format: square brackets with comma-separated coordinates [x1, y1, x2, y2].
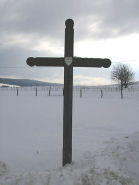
[26, 57, 64, 67]
[73, 58, 111, 68]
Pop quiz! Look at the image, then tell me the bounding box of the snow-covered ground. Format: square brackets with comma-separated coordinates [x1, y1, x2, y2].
[0, 86, 139, 184]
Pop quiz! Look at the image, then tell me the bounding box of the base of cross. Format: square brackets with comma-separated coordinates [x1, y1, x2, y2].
[26, 18, 111, 166]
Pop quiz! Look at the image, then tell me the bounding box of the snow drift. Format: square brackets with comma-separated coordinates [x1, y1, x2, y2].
[0, 131, 139, 185]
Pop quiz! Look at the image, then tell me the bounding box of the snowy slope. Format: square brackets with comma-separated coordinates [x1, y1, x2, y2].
[0, 88, 139, 184]
[0, 132, 139, 184]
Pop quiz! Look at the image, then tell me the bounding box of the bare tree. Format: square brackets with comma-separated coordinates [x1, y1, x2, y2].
[110, 63, 135, 99]
[122, 64, 135, 88]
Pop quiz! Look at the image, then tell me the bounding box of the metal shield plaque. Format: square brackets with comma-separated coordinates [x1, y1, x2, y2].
[65, 57, 73, 66]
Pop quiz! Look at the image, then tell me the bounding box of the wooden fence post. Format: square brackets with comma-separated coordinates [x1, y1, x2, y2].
[36, 87, 37, 96]
[101, 90, 103, 98]
[80, 88, 82, 98]
[17, 87, 18, 96]
[49, 87, 51, 96]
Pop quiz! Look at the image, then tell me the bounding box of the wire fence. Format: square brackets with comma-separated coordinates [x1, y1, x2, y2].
[0, 85, 139, 99]
[0, 85, 139, 91]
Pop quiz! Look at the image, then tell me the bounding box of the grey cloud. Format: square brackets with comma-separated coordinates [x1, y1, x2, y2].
[0, 0, 139, 82]
[1, 0, 138, 42]
[75, 0, 139, 40]
[98, 0, 139, 37]
[0, 45, 63, 68]
[0, 46, 63, 80]
[1, 0, 139, 41]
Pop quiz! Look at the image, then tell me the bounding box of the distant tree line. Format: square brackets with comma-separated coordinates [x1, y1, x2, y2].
[0, 78, 63, 87]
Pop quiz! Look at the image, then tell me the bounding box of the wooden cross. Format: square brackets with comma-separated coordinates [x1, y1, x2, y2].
[26, 19, 111, 166]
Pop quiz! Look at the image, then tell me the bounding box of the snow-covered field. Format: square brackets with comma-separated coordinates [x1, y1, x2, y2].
[0, 86, 139, 184]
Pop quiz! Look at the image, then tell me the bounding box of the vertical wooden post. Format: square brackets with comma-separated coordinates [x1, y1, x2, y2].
[80, 88, 82, 98]
[63, 19, 74, 166]
[101, 90, 103, 98]
[121, 80, 123, 99]
[36, 87, 37, 96]
[49, 87, 51, 96]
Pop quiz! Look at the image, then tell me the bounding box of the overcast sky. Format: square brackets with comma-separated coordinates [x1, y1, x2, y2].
[0, 0, 139, 85]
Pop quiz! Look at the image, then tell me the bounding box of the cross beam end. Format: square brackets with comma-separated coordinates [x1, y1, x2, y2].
[73, 58, 111, 68]
[102, 59, 111, 68]
[26, 57, 64, 67]
[26, 57, 35, 67]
